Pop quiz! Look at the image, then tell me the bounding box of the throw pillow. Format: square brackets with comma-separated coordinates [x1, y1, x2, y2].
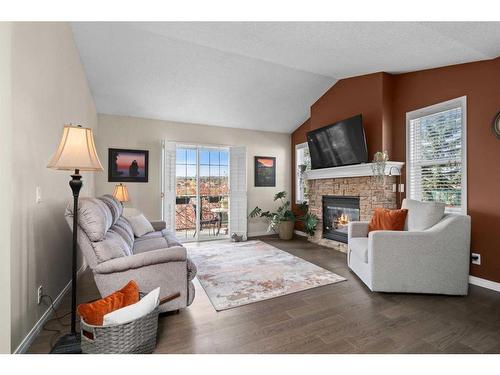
[128, 213, 155, 238]
[103, 287, 160, 326]
[77, 280, 140, 326]
[368, 208, 408, 232]
[119, 280, 140, 307]
[401, 198, 445, 231]
[77, 292, 125, 326]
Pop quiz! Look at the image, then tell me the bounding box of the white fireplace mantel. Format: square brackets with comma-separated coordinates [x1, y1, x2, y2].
[304, 161, 405, 180]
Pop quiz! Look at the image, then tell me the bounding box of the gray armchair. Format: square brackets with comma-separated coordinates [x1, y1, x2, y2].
[66, 194, 196, 312]
[348, 199, 471, 295]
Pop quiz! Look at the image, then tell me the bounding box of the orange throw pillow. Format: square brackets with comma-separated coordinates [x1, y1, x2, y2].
[368, 208, 408, 232]
[77, 280, 140, 326]
[118, 280, 140, 307]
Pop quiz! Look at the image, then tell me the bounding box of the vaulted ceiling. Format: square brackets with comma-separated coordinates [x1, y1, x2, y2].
[72, 22, 500, 133]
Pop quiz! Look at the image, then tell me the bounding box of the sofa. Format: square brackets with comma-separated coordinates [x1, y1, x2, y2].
[347, 198, 471, 295]
[65, 194, 196, 312]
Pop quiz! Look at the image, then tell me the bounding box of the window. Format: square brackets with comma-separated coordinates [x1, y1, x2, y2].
[406, 96, 467, 214]
[295, 142, 311, 204]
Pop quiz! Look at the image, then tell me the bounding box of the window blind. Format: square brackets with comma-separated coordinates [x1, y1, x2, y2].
[408, 105, 464, 213]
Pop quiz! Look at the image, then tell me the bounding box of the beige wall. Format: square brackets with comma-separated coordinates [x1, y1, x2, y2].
[0, 22, 13, 354]
[10, 23, 98, 351]
[95, 114, 291, 236]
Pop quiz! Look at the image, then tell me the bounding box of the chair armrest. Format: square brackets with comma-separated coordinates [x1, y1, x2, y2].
[150, 220, 166, 231]
[94, 246, 187, 274]
[348, 221, 369, 239]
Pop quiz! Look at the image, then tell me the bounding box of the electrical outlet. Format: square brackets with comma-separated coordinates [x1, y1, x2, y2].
[471, 252, 481, 265]
[37, 285, 43, 304]
[392, 183, 397, 193]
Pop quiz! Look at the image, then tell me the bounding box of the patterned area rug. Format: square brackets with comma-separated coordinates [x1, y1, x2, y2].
[186, 240, 346, 311]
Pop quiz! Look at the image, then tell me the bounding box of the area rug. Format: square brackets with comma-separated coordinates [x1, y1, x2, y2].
[186, 240, 346, 311]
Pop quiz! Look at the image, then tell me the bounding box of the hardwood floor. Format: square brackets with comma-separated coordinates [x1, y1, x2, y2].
[27, 236, 500, 354]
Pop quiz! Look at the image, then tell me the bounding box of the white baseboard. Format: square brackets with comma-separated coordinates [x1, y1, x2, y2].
[294, 230, 307, 237]
[469, 275, 500, 292]
[14, 263, 87, 354]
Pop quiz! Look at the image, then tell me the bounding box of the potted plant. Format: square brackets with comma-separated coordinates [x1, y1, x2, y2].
[249, 192, 319, 240]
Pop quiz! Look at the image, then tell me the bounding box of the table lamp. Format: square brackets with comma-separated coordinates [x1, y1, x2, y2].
[113, 183, 129, 205]
[47, 124, 103, 353]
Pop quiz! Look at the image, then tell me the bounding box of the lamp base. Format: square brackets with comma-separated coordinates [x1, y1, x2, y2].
[50, 333, 82, 354]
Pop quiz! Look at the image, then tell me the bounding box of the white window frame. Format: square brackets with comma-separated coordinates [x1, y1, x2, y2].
[295, 142, 310, 204]
[406, 96, 467, 214]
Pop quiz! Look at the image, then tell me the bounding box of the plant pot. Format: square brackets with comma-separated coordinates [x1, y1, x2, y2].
[278, 220, 294, 240]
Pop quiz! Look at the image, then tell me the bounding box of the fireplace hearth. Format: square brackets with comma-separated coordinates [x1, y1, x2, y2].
[322, 196, 360, 243]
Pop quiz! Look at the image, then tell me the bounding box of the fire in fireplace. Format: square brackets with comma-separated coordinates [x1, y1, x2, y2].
[322, 196, 360, 243]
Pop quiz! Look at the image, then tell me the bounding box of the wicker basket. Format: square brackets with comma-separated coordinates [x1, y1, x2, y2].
[80, 307, 159, 354]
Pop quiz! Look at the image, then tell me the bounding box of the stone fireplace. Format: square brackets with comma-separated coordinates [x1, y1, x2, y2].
[304, 162, 403, 252]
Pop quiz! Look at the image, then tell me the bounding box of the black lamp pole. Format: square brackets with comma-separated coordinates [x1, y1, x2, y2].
[50, 169, 82, 353]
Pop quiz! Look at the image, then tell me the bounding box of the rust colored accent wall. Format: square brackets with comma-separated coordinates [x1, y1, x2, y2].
[310, 72, 392, 157]
[391, 57, 500, 283]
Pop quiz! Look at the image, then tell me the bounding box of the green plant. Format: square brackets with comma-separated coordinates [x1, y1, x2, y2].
[249, 192, 319, 236]
[296, 201, 319, 236]
[249, 191, 296, 233]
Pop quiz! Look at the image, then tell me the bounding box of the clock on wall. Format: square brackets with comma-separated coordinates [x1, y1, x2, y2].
[493, 111, 500, 139]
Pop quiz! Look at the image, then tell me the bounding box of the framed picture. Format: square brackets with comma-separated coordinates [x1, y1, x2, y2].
[254, 156, 276, 187]
[108, 148, 149, 183]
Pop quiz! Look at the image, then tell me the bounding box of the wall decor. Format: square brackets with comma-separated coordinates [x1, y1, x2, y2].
[108, 148, 149, 182]
[493, 111, 500, 139]
[254, 156, 276, 187]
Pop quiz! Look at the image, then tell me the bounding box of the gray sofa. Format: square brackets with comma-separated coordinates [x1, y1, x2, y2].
[65, 194, 196, 312]
[347, 198, 471, 295]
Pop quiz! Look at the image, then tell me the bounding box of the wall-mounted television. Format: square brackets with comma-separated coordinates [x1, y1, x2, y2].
[306, 114, 368, 170]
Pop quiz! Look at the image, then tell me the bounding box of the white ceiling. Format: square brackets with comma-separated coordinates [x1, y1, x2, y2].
[71, 22, 500, 133]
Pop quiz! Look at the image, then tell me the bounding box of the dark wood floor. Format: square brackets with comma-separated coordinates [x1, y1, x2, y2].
[28, 236, 500, 354]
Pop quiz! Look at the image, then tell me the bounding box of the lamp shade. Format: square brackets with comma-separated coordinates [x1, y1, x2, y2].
[47, 125, 103, 171]
[113, 183, 130, 202]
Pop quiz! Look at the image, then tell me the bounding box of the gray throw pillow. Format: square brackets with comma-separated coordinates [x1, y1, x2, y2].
[401, 198, 445, 231]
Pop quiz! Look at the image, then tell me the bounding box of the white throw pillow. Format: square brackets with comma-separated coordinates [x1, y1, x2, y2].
[127, 213, 155, 238]
[401, 198, 445, 231]
[103, 287, 160, 326]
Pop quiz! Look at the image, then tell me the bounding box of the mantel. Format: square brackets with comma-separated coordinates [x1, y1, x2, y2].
[303, 161, 405, 180]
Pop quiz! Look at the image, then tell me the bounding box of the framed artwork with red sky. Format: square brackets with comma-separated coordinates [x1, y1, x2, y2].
[254, 156, 276, 187]
[108, 148, 149, 182]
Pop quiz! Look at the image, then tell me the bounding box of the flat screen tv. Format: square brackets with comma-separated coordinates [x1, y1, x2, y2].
[306, 114, 368, 170]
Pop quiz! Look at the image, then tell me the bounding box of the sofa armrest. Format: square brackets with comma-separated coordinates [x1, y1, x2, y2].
[150, 220, 166, 231]
[348, 221, 369, 239]
[94, 246, 187, 274]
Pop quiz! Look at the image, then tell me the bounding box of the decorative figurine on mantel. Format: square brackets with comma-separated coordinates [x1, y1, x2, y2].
[371, 150, 389, 185]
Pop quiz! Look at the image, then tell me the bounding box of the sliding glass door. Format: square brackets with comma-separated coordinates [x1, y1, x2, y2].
[175, 145, 229, 242]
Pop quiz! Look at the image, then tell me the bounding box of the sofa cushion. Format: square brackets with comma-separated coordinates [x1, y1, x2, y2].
[133, 237, 169, 254]
[349, 238, 368, 263]
[69, 198, 112, 241]
[99, 194, 123, 225]
[115, 217, 134, 244]
[92, 230, 130, 262]
[401, 198, 445, 231]
[110, 223, 134, 250]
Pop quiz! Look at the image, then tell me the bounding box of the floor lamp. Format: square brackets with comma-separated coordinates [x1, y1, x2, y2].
[47, 124, 103, 353]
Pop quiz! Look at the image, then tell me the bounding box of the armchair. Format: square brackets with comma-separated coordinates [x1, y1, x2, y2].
[348, 202, 471, 295]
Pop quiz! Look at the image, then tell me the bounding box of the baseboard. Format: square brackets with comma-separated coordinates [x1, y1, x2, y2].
[247, 230, 275, 237]
[294, 230, 307, 237]
[14, 263, 87, 354]
[469, 275, 500, 292]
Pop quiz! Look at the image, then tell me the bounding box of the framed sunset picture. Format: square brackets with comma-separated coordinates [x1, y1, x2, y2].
[108, 148, 149, 183]
[254, 156, 276, 187]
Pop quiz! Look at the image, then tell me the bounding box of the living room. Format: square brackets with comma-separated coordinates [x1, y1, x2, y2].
[1, 1, 500, 373]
